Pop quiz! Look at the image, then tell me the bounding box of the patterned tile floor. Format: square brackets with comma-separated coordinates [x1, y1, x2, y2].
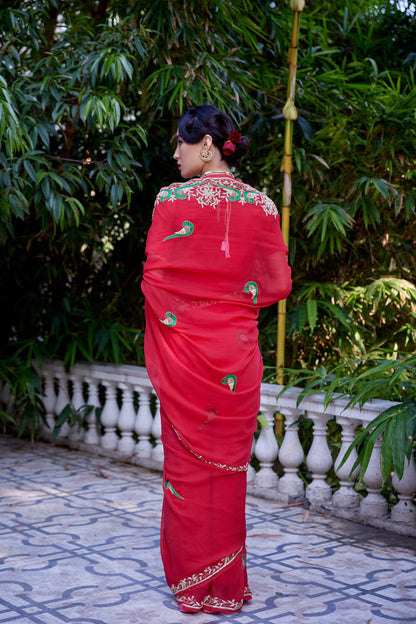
[0, 436, 415, 624]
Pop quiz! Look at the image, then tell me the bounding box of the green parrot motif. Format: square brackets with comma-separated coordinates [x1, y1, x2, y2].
[159, 312, 177, 327]
[164, 479, 184, 499]
[244, 281, 258, 305]
[163, 220, 194, 241]
[222, 374, 237, 393]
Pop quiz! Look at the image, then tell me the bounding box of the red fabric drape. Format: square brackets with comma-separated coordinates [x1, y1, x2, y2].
[142, 172, 291, 612]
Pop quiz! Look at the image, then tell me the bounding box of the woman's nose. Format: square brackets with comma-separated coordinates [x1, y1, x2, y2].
[173, 147, 179, 160]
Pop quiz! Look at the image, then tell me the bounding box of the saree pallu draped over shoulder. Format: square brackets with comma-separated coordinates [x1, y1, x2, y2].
[142, 172, 292, 613]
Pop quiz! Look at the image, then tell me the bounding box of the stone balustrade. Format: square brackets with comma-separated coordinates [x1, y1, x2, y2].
[4, 359, 415, 537]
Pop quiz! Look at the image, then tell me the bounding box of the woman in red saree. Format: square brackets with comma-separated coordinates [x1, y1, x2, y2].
[142, 105, 292, 613]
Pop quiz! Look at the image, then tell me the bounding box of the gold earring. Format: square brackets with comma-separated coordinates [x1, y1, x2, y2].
[200, 147, 213, 162]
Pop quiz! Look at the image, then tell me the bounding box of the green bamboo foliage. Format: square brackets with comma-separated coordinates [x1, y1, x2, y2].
[276, 0, 305, 380]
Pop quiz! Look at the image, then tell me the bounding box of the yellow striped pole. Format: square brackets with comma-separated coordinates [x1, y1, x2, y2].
[276, 0, 305, 383]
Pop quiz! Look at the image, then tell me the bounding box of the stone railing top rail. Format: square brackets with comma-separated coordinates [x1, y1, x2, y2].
[43, 359, 401, 426]
[267, 383, 401, 424]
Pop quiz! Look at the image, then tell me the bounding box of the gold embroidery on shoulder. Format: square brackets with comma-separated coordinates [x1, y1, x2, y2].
[155, 179, 278, 217]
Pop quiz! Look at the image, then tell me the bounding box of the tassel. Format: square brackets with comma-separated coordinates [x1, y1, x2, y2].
[221, 200, 231, 258]
[221, 240, 230, 257]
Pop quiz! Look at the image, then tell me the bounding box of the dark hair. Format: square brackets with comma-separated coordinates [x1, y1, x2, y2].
[177, 105, 249, 166]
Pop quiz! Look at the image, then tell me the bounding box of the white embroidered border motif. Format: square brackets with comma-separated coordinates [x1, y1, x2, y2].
[177, 594, 243, 611]
[176, 586, 252, 611]
[170, 548, 243, 595]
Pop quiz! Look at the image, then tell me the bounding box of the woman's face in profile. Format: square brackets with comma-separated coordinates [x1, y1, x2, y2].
[173, 134, 204, 179]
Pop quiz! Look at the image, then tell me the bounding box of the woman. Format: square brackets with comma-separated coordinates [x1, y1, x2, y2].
[142, 105, 292, 613]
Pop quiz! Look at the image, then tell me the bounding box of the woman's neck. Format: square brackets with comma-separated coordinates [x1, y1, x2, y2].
[200, 158, 229, 176]
[201, 169, 232, 176]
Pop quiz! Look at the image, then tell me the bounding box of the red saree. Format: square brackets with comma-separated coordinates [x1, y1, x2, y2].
[142, 171, 291, 612]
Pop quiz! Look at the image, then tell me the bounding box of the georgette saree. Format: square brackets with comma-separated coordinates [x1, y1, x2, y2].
[142, 171, 292, 612]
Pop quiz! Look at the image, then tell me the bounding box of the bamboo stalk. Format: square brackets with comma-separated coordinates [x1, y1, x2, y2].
[276, 0, 304, 383]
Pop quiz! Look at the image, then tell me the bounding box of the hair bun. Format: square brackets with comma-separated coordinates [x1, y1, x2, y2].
[178, 105, 249, 166]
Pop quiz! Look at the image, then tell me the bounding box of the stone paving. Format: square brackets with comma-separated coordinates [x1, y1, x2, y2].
[0, 435, 415, 624]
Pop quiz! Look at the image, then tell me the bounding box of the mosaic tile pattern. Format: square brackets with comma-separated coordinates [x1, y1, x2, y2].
[0, 435, 415, 624]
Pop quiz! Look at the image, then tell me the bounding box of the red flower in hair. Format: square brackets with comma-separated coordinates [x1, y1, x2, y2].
[222, 131, 242, 156]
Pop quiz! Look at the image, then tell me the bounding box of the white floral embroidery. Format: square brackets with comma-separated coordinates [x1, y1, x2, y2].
[177, 595, 243, 611]
[158, 189, 171, 202]
[175, 596, 202, 610]
[176, 586, 252, 611]
[194, 182, 223, 209]
[170, 548, 242, 595]
[155, 177, 278, 218]
[261, 194, 279, 217]
[173, 186, 193, 201]
[244, 191, 257, 204]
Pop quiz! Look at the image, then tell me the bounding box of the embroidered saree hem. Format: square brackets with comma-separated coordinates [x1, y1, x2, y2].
[178, 587, 253, 613]
[173, 549, 252, 613]
[160, 415, 252, 614]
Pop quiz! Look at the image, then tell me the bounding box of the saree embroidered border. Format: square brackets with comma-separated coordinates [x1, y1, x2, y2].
[170, 548, 243, 595]
[177, 588, 252, 613]
[172, 425, 249, 473]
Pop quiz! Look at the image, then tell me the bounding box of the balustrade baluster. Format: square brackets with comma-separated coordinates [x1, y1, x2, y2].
[247, 438, 256, 485]
[134, 387, 153, 459]
[277, 407, 305, 500]
[83, 377, 100, 446]
[42, 372, 57, 439]
[100, 381, 120, 450]
[54, 371, 70, 440]
[117, 383, 136, 456]
[305, 411, 333, 507]
[360, 436, 388, 520]
[333, 418, 361, 512]
[391, 455, 416, 526]
[68, 375, 85, 445]
[151, 396, 164, 466]
[253, 404, 279, 490]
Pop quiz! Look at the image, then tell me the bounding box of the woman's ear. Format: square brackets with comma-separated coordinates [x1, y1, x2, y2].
[202, 134, 213, 150]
